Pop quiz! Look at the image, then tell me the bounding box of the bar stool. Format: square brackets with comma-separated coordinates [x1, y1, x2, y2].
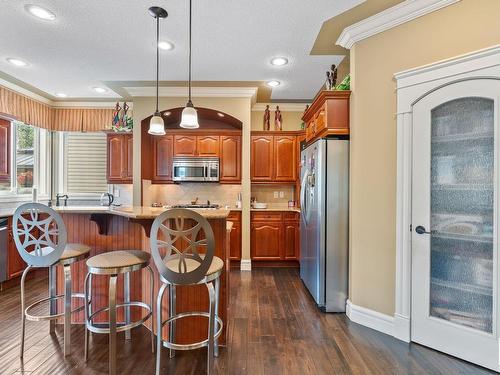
[84, 250, 154, 375]
[13, 202, 91, 358]
[150, 209, 223, 375]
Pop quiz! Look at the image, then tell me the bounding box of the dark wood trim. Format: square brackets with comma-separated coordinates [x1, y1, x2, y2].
[89, 213, 111, 235]
[250, 259, 300, 268]
[302, 90, 351, 122]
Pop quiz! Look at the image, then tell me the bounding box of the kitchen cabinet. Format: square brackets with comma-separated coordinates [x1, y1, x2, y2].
[153, 135, 174, 182]
[0, 119, 10, 183]
[197, 135, 220, 156]
[302, 90, 351, 143]
[251, 131, 301, 184]
[220, 135, 241, 183]
[173, 135, 197, 156]
[227, 211, 241, 261]
[250, 211, 299, 261]
[274, 135, 296, 182]
[106, 133, 133, 184]
[250, 135, 274, 182]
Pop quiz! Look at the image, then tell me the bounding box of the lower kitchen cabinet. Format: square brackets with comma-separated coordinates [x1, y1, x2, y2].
[250, 211, 299, 261]
[227, 211, 241, 260]
[7, 218, 27, 279]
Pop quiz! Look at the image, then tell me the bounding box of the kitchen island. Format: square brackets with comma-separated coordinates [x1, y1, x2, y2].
[53, 206, 230, 345]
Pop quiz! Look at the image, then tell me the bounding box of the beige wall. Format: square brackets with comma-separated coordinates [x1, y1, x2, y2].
[132, 96, 252, 261]
[350, 0, 500, 315]
[251, 110, 305, 131]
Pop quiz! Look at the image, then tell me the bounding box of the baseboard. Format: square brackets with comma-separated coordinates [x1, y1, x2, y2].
[393, 313, 411, 342]
[240, 259, 252, 271]
[346, 299, 395, 337]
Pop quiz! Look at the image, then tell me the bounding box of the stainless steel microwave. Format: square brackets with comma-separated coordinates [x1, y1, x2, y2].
[172, 157, 220, 182]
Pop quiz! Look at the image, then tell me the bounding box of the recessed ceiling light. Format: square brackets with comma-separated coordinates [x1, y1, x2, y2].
[92, 87, 107, 93]
[270, 57, 288, 66]
[163, 111, 171, 117]
[55, 92, 67, 98]
[25, 4, 56, 21]
[6, 58, 28, 67]
[158, 41, 174, 50]
[217, 112, 225, 118]
[266, 80, 281, 88]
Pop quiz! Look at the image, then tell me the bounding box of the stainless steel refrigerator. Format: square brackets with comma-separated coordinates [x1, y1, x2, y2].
[300, 138, 349, 312]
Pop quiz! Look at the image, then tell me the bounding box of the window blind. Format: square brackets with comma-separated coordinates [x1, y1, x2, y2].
[64, 132, 107, 194]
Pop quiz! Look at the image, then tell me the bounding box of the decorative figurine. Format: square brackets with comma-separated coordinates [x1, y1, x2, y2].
[263, 104, 271, 130]
[112, 102, 121, 129]
[274, 105, 282, 131]
[325, 71, 332, 90]
[330, 64, 338, 88]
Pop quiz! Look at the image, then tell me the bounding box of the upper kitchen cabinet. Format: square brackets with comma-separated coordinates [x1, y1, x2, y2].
[173, 135, 197, 156]
[0, 119, 11, 182]
[302, 90, 351, 143]
[106, 132, 133, 184]
[153, 135, 174, 183]
[274, 135, 296, 182]
[251, 131, 301, 183]
[220, 135, 241, 183]
[250, 134, 274, 182]
[197, 135, 220, 156]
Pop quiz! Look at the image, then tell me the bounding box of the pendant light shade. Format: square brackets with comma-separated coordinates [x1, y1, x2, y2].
[149, 113, 165, 135]
[180, 0, 199, 129]
[180, 102, 199, 129]
[148, 6, 168, 135]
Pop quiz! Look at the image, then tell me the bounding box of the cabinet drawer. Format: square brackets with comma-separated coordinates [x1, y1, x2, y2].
[251, 212, 282, 221]
[283, 212, 299, 221]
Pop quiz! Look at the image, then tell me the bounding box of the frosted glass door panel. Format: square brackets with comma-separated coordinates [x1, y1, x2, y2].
[430, 97, 494, 333]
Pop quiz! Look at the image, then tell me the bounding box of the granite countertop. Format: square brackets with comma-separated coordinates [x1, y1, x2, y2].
[0, 205, 230, 220]
[228, 204, 300, 213]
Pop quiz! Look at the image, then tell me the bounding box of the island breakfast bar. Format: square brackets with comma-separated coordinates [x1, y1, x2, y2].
[53, 206, 230, 346]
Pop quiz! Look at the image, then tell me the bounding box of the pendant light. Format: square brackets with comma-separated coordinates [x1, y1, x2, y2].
[148, 6, 168, 135]
[180, 0, 199, 129]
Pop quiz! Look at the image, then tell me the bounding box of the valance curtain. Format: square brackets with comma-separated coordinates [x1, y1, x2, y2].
[0, 85, 115, 132]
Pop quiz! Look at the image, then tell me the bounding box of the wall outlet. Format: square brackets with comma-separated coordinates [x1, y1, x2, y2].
[273, 191, 279, 199]
[279, 191, 284, 198]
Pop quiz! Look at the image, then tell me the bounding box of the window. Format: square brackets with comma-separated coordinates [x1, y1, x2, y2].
[60, 132, 107, 196]
[0, 121, 48, 197]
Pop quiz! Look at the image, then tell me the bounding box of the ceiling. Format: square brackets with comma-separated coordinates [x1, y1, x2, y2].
[0, 0, 363, 102]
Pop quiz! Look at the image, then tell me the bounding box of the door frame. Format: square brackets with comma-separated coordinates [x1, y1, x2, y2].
[394, 45, 500, 343]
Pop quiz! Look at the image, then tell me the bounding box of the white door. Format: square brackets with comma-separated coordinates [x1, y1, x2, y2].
[412, 79, 500, 371]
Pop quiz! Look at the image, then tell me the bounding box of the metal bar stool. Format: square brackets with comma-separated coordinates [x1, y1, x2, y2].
[13, 202, 91, 358]
[84, 250, 154, 375]
[150, 209, 223, 375]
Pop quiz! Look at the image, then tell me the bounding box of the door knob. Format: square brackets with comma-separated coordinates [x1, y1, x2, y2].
[415, 225, 431, 235]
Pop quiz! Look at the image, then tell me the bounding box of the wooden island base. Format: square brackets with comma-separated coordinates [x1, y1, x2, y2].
[55, 210, 229, 345]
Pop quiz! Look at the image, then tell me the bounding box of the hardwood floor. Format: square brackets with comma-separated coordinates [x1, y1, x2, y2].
[0, 268, 495, 374]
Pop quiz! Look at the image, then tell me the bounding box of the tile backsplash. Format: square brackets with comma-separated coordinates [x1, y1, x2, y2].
[252, 185, 295, 204]
[145, 183, 242, 208]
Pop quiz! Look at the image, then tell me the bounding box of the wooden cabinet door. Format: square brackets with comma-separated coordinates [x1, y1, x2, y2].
[251, 136, 273, 182]
[107, 134, 124, 182]
[251, 222, 282, 260]
[173, 135, 197, 156]
[220, 135, 241, 182]
[125, 134, 133, 180]
[283, 221, 299, 260]
[274, 135, 296, 182]
[197, 136, 219, 157]
[229, 221, 241, 260]
[153, 135, 174, 182]
[7, 230, 26, 279]
[0, 119, 11, 182]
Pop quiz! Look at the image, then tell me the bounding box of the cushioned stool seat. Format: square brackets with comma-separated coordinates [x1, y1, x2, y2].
[61, 243, 91, 261]
[164, 255, 223, 277]
[87, 250, 150, 274]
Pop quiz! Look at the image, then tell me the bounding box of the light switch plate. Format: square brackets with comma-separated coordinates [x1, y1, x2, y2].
[273, 191, 279, 198]
[279, 191, 284, 198]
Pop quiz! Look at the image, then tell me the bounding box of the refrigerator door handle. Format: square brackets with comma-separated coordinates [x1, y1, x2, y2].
[300, 171, 311, 226]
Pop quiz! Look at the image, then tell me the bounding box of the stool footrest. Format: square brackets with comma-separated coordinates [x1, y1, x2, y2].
[160, 311, 223, 351]
[86, 301, 153, 335]
[25, 293, 89, 322]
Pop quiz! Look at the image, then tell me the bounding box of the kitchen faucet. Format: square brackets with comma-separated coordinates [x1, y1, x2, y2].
[56, 193, 69, 206]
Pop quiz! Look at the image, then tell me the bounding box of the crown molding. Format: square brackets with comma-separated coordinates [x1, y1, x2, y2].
[123, 86, 258, 99]
[0, 77, 53, 105]
[51, 101, 121, 108]
[252, 103, 310, 112]
[336, 0, 461, 49]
